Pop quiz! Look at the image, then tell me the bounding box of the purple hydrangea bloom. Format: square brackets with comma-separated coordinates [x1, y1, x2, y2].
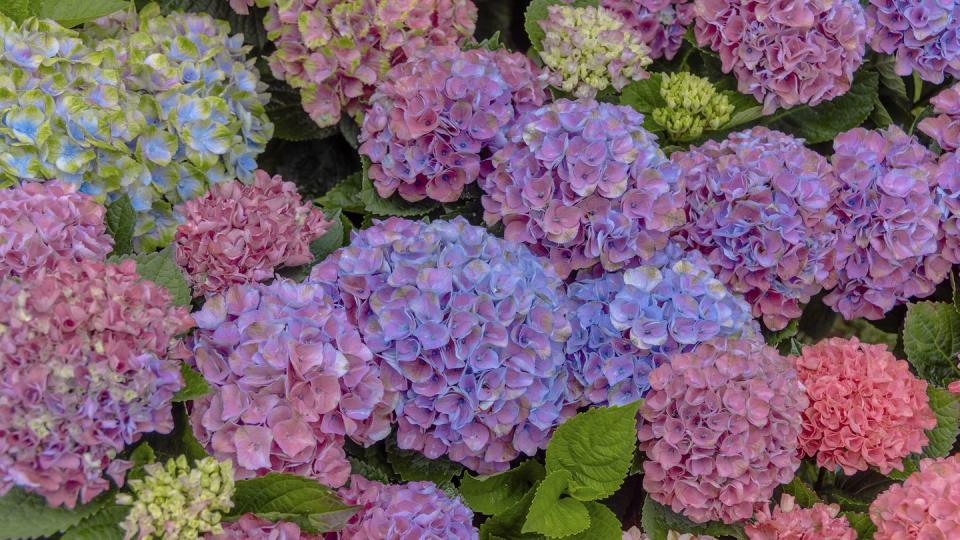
[480, 99, 685, 279]
[602, 0, 695, 60]
[673, 127, 838, 331]
[694, 0, 868, 113]
[308, 217, 576, 474]
[359, 46, 548, 203]
[936, 151, 960, 265]
[825, 126, 950, 320]
[867, 0, 960, 83]
[566, 248, 758, 408]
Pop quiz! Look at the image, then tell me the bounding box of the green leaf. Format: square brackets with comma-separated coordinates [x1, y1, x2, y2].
[317, 172, 365, 214]
[137, 403, 209, 464]
[479, 487, 544, 540]
[461, 460, 546, 516]
[0, 0, 32, 24]
[619, 74, 666, 114]
[871, 96, 894, 128]
[888, 385, 960, 480]
[842, 511, 877, 540]
[521, 470, 589, 538]
[385, 437, 463, 486]
[104, 195, 135, 256]
[769, 70, 878, 144]
[952, 271, 960, 314]
[826, 490, 871, 513]
[359, 160, 438, 217]
[122, 246, 191, 306]
[34, 0, 129, 27]
[171, 362, 210, 402]
[560, 502, 621, 540]
[903, 302, 960, 386]
[545, 402, 640, 501]
[0, 488, 112, 540]
[308, 209, 347, 264]
[348, 456, 393, 484]
[524, 0, 598, 51]
[465, 31, 503, 51]
[874, 56, 908, 100]
[640, 497, 746, 540]
[60, 504, 128, 540]
[227, 473, 358, 534]
[779, 477, 820, 508]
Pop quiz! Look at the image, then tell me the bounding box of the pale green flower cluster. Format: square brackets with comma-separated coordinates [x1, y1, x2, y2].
[538, 5, 652, 98]
[652, 72, 734, 141]
[117, 456, 235, 540]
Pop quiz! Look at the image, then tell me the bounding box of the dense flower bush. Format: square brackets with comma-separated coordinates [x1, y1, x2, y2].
[309, 217, 575, 473]
[920, 84, 960, 151]
[637, 337, 807, 524]
[359, 45, 547, 203]
[0, 180, 112, 277]
[338, 475, 477, 539]
[188, 278, 395, 487]
[673, 127, 837, 330]
[869, 454, 960, 538]
[174, 170, 330, 297]
[601, 0, 695, 60]
[745, 495, 855, 539]
[263, 0, 477, 128]
[693, 0, 868, 113]
[0, 259, 193, 508]
[481, 99, 685, 278]
[651, 72, 734, 141]
[866, 0, 960, 83]
[825, 126, 949, 320]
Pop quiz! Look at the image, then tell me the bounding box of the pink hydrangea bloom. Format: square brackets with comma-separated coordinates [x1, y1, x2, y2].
[637, 337, 807, 524]
[264, 0, 477, 128]
[870, 454, 960, 539]
[622, 528, 716, 540]
[673, 127, 838, 331]
[746, 495, 856, 540]
[174, 170, 330, 298]
[360, 45, 547, 203]
[210, 514, 326, 539]
[481, 98, 685, 278]
[602, 0, 695, 60]
[623, 527, 649, 540]
[0, 259, 193, 508]
[919, 84, 960, 151]
[825, 126, 950, 320]
[795, 337, 935, 475]
[694, 0, 867, 114]
[866, 0, 960, 83]
[188, 279, 397, 488]
[338, 475, 477, 539]
[0, 180, 112, 278]
[226, 0, 256, 15]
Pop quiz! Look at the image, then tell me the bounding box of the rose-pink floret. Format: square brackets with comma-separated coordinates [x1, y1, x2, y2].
[602, 0, 695, 60]
[0, 259, 193, 508]
[919, 84, 960, 151]
[866, 0, 960, 83]
[188, 279, 397, 488]
[870, 454, 960, 539]
[210, 514, 327, 539]
[174, 170, 330, 298]
[746, 494, 856, 540]
[637, 337, 807, 524]
[359, 45, 547, 203]
[0, 180, 113, 278]
[694, 0, 867, 114]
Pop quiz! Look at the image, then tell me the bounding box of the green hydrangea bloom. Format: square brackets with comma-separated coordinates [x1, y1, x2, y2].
[652, 72, 734, 141]
[117, 456, 235, 540]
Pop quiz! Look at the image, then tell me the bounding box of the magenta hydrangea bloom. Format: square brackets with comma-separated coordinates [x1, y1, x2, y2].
[480, 99, 685, 279]
[0, 180, 113, 278]
[694, 0, 867, 113]
[211, 514, 325, 539]
[825, 126, 950, 320]
[309, 217, 576, 473]
[920, 84, 960, 151]
[566, 249, 757, 407]
[338, 475, 478, 540]
[870, 454, 960, 539]
[0, 259, 193, 508]
[265, 0, 477, 128]
[188, 279, 397, 488]
[746, 495, 856, 540]
[359, 45, 548, 203]
[637, 337, 807, 524]
[673, 127, 838, 331]
[602, 0, 695, 60]
[867, 0, 960, 83]
[174, 170, 331, 297]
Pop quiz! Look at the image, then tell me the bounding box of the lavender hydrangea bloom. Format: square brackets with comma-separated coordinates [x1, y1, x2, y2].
[566, 249, 758, 408]
[919, 84, 960, 151]
[309, 217, 576, 474]
[673, 127, 838, 331]
[694, 0, 867, 113]
[867, 0, 960, 83]
[937, 151, 960, 265]
[825, 126, 950, 320]
[359, 46, 547, 203]
[601, 0, 695, 60]
[480, 99, 686, 279]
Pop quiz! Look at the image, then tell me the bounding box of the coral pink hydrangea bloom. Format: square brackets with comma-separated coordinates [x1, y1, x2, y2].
[746, 495, 856, 540]
[0, 180, 112, 278]
[210, 514, 326, 539]
[638, 337, 807, 524]
[794, 337, 936, 475]
[174, 170, 330, 297]
[0, 259, 193, 508]
[870, 454, 960, 539]
[920, 84, 960, 151]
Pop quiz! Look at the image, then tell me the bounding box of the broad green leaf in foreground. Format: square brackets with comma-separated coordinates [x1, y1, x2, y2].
[461, 460, 546, 516]
[60, 504, 128, 540]
[903, 302, 960, 387]
[521, 470, 589, 538]
[34, 0, 129, 28]
[0, 488, 112, 540]
[227, 473, 358, 534]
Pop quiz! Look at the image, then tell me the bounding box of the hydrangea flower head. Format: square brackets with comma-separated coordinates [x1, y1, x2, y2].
[867, 0, 960, 83]
[601, 0, 695, 60]
[793, 337, 935, 475]
[651, 72, 734, 141]
[938, 151, 960, 266]
[869, 454, 960, 539]
[212, 515, 325, 539]
[538, 5, 652, 98]
[359, 46, 548, 203]
[694, 0, 867, 113]
[264, 0, 477, 128]
[674, 127, 837, 330]
[919, 84, 960, 151]
[566, 250, 757, 407]
[0, 259, 193, 508]
[746, 495, 856, 540]
[481, 99, 685, 278]
[825, 126, 949, 320]
[638, 337, 807, 524]
[337, 475, 477, 539]
[188, 278, 396, 488]
[0, 180, 112, 278]
[174, 170, 331, 297]
[309, 217, 575, 473]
